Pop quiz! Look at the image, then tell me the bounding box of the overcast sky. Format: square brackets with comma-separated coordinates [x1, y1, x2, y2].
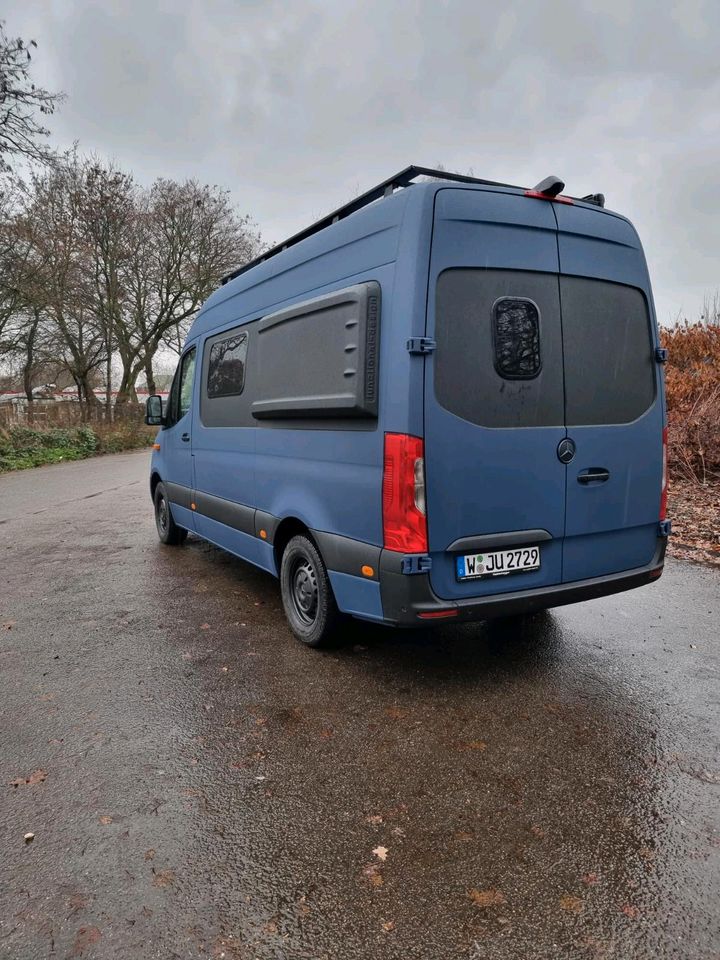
[7, 0, 719, 323]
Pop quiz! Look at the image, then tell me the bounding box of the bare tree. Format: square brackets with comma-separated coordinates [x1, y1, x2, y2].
[115, 178, 261, 401]
[1, 151, 263, 410]
[16, 158, 107, 414]
[0, 21, 64, 171]
[77, 160, 136, 417]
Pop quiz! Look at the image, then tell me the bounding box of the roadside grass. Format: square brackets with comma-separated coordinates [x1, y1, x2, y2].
[0, 422, 154, 473]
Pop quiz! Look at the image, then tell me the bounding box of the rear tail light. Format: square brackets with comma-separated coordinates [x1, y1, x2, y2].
[383, 433, 428, 553]
[660, 426, 668, 520]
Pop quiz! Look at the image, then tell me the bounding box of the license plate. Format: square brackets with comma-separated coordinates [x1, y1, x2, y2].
[456, 546, 541, 580]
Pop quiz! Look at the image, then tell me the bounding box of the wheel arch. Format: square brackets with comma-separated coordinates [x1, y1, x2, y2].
[150, 470, 162, 502]
[273, 516, 317, 571]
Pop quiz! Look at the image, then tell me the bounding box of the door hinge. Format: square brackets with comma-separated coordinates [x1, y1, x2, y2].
[658, 519, 672, 538]
[406, 337, 436, 355]
[401, 554, 433, 575]
[655, 347, 668, 363]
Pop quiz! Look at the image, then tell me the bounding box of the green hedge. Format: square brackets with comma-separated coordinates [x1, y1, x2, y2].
[0, 423, 153, 472]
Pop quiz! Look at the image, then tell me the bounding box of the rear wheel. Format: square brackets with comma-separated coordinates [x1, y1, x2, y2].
[154, 482, 187, 546]
[280, 534, 340, 647]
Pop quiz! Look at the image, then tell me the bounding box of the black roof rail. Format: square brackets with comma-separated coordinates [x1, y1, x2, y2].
[221, 165, 524, 285]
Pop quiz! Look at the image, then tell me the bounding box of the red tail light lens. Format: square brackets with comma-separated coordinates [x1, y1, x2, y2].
[660, 426, 668, 520]
[383, 433, 428, 553]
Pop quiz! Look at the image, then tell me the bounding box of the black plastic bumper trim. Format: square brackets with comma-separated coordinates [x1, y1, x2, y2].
[165, 481, 193, 510]
[447, 528, 552, 553]
[379, 539, 667, 626]
[193, 490, 255, 536]
[312, 530, 381, 580]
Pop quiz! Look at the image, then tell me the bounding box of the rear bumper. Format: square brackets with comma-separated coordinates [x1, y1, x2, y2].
[378, 538, 667, 626]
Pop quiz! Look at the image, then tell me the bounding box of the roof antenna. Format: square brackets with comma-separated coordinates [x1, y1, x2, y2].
[532, 175, 565, 197]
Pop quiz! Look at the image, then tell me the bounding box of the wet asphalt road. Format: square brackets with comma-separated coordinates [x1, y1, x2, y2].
[1, 451, 719, 960]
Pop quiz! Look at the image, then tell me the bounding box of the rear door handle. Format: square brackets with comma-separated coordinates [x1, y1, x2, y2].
[577, 468, 609, 484]
[181, 432, 191, 443]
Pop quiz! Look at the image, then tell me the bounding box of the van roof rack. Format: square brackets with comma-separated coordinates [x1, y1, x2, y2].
[222, 165, 525, 285]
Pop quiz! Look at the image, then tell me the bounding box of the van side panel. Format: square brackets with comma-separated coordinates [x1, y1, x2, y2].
[186, 189, 423, 619]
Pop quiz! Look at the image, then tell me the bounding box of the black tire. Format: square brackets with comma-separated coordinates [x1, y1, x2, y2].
[280, 534, 341, 647]
[154, 482, 187, 546]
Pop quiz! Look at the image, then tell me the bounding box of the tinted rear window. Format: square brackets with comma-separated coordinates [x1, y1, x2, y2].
[434, 269, 564, 428]
[561, 277, 655, 425]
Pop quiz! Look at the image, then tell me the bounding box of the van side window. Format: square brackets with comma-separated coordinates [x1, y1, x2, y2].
[493, 298, 541, 379]
[166, 347, 196, 427]
[178, 348, 196, 419]
[207, 332, 248, 398]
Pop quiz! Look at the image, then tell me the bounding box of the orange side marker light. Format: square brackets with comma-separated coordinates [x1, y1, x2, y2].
[259, 529, 267, 540]
[361, 565, 374, 578]
[191, 502, 196, 511]
[152, 443, 161, 450]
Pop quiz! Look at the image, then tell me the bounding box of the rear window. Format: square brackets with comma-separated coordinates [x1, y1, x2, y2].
[561, 277, 655, 425]
[434, 269, 564, 429]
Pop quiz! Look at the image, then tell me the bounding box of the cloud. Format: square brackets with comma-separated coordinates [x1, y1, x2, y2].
[8, 0, 720, 321]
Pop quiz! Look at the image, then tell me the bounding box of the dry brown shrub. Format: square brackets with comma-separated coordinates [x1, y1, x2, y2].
[661, 316, 720, 483]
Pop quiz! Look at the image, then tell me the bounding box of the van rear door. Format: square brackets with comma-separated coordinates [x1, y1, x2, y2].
[423, 189, 567, 602]
[554, 205, 663, 582]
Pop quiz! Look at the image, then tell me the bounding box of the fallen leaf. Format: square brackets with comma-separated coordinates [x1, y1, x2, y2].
[621, 903, 640, 919]
[144, 849, 156, 861]
[373, 845, 388, 861]
[454, 830, 474, 841]
[366, 815, 383, 826]
[200, 623, 211, 630]
[98, 816, 113, 825]
[559, 895, 584, 914]
[68, 893, 89, 914]
[457, 740, 487, 752]
[581, 872, 599, 886]
[362, 864, 384, 887]
[385, 706, 408, 720]
[381, 920, 395, 932]
[152, 869, 175, 888]
[530, 825, 546, 838]
[469, 888, 506, 907]
[10, 769, 47, 788]
[70, 926, 101, 957]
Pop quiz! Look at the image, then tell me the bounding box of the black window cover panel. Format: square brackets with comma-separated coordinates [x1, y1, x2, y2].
[251, 282, 380, 419]
[434, 269, 564, 429]
[561, 277, 655, 425]
[493, 298, 542, 379]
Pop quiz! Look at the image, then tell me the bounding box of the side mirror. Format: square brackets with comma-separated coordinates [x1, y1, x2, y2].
[145, 395, 164, 426]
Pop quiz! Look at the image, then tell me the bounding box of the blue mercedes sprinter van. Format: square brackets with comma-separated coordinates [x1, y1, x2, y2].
[145, 166, 669, 646]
